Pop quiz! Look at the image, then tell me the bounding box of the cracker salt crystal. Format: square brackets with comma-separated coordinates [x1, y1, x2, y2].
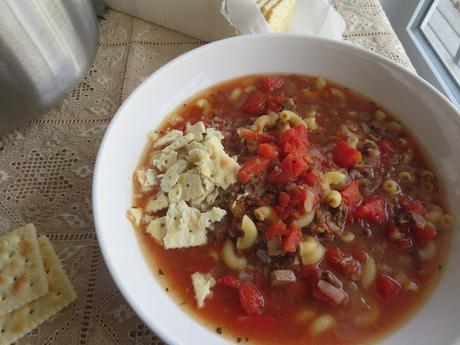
[0, 236, 76, 345]
[0, 224, 48, 318]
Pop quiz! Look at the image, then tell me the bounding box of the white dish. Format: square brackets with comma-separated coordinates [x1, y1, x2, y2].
[93, 34, 460, 345]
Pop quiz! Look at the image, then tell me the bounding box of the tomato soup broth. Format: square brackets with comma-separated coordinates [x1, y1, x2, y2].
[130, 74, 452, 345]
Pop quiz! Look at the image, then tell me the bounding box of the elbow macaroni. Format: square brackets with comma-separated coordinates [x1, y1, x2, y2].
[236, 215, 258, 250]
[222, 240, 247, 270]
[383, 180, 398, 196]
[309, 314, 336, 335]
[279, 110, 306, 127]
[196, 98, 212, 117]
[292, 211, 315, 229]
[229, 88, 242, 102]
[254, 206, 278, 223]
[323, 171, 346, 190]
[439, 214, 454, 230]
[251, 114, 279, 132]
[330, 88, 346, 102]
[360, 256, 377, 289]
[304, 117, 317, 130]
[418, 241, 437, 261]
[299, 236, 324, 265]
[324, 190, 342, 208]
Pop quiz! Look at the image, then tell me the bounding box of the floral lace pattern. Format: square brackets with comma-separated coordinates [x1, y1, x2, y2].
[0, 5, 413, 344]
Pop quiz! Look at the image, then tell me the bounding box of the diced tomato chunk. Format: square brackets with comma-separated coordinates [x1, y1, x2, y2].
[298, 265, 321, 295]
[279, 125, 309, 154]
[375, 274, 401, 301]
[332, 140, 362, 168]
[258, 143, 280, 161]
[267, 154, 308, 185]
[282, 153, 309, 179]
[257, 132, 277, 143]
[351, 249, 368, 263]
[399, 195, 426, 216]
[266, 220, 288, 238]
[242, 91, 266, 115]
[238, 157, 270, 184]
[355, 194, 387, 224]
[341, 180, 362, 211]
[236, 315, 277, 332]
[326, 247, 362, 280]
[301, 171, 319, 186]
[266, 94, 286, 112]
[261, 75, 286, 91]
[413, 224, 437, 246]
[386, 223, 413, 250]
[282, 224, 302, 253]
[217, 275, 241, 289]
[278, 192, 290, 207]
[379, 138, 396, 153]
[239, 282, 265, 315]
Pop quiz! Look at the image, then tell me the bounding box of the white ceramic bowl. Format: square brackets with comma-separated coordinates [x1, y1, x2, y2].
[93, 34, 460, 345]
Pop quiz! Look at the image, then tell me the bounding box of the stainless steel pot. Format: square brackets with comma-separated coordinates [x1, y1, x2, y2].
[0, 0, 99, 134]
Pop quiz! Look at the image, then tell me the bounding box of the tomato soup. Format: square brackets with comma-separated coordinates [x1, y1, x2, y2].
[129, 74, 453, 345]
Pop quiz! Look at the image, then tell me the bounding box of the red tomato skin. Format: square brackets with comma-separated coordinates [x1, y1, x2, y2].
[237, 157, 270, 184]
[400, 195, 427, 216]
[217, 275, 241, 289]
[341, 180, 362, 211]
[375, 274, 401, 301]
[326, 247, 362, 279]
[281, 153, 309, 179]
[414, 224, 437, 246]
[261, 76, 286, 91]
[279, 125, 309, 154]
[242, 91, 267, 115]
[386, 223, 413, 250]
[266, 220, 288, 239]
[379, 138, 396, 153]
[278, 192, 290, 207]
[282, 224, 302, 253]
[351, 249, 368, 263]
[355, 194, 387, 224]
[266, 94, 285, 112]
[239, 282, 265, 315]
[258, 143, 280, 161]
[332, 140, 362, 168]
[267, 154, 308, 185]
[298, 265, 321, 295]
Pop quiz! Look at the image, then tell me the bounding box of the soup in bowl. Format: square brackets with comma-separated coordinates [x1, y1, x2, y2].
[93, 34, 460, 345]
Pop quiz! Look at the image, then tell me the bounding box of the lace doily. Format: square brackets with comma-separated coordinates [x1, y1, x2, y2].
[0, 4, 413, 344]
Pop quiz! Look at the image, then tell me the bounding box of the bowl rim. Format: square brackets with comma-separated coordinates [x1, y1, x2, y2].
[92, 33, 460, 345]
